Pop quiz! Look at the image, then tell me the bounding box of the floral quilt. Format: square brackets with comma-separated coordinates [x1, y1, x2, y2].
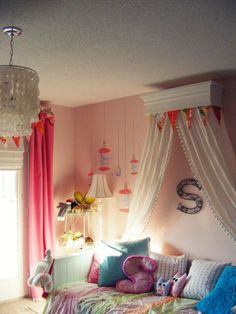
[43, 281, 198, 314]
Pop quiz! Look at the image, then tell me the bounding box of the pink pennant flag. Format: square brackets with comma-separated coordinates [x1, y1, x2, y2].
[168, 110, 178, 128]
[0, 137, 8, 145]
[12, 136, 20, 148]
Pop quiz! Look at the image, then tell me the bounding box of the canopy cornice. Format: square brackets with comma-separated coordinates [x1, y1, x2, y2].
[141, 81, 223, 115]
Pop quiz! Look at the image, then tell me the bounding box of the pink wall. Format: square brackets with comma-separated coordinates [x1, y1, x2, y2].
[52, 104, 76, 254]
[74, 96, 147, 241]
[53, 78, 236, 261]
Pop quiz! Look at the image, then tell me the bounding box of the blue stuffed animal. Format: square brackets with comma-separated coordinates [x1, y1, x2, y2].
[155, 277, 171, 296]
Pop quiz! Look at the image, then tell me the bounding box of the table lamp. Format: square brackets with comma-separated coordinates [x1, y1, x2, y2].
[86, 174, 112, 240]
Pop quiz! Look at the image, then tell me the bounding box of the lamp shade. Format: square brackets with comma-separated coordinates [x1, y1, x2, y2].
[87, 174, 112, 199]
[0, 65, 39, 136]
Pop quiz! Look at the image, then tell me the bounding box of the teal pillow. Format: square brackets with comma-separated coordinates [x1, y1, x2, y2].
[195, 266, 236, 314]
[98, 237, 150, 287]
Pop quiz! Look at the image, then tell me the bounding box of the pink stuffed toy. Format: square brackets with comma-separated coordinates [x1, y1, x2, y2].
[170, 272, 187, 297]
[116, 255, 157, 294]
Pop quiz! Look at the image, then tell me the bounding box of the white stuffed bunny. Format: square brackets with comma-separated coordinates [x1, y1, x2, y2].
[27, 249, 54, 293]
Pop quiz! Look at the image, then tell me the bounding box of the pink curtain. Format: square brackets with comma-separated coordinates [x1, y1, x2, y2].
[28, 112, 55, 299]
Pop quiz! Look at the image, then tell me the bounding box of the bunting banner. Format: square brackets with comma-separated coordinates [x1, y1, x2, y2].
[182, 108, 194, 128]
[34, 120, 45, 135]
[168, 110, 178, 128]
[0, 106, 54, 149]
[0, 137, 8, 145]
[212, 106, 221, 124]
[12, 136, 20, 148]
[198, 106, 210, 126]
[155, 112, 165, 132]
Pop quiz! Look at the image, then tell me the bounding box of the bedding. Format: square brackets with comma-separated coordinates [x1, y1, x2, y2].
[43, 243, 233, 314]
[43, 280, 198, 314]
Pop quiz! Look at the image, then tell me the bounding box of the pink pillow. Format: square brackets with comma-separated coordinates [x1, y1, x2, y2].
[116, 255, 157, 294]
[170, 272, 187, 297]
[87, 254, 100, 283]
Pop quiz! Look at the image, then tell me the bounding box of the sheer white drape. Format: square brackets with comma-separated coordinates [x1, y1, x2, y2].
[125, 114, 173, 236]
[125, 106, 236, 242]
[177, 109, 236, 241]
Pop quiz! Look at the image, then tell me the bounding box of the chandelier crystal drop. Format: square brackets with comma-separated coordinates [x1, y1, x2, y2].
[0, 26, 40, 137]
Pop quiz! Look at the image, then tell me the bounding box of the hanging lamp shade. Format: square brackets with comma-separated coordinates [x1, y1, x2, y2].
[0, 26, 40, 137]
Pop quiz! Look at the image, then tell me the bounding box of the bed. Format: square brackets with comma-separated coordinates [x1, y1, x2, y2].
[41, 239, 235, 314]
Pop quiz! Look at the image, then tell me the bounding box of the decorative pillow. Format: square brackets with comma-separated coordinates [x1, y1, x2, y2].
[87, 253, 100, 283]
[116, 255, 157, 294]
[150, 252, 188, 281]
[155, 277, 171, 296]
[195, 266, 236, 314]
[170, 272, 187, 297]
[98, 237, 150, 287]
[182, 259, 231, 300]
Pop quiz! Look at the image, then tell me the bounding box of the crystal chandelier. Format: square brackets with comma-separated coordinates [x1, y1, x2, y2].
[0, 26, 40, 137]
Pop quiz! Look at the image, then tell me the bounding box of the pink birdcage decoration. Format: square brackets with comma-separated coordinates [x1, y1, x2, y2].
[119, 182, 132, 213]
[130, 154, 139, 175]
[98, 141, 111, 171]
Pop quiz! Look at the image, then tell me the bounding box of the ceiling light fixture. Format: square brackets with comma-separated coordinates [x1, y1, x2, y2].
[0, 26, 40, 137]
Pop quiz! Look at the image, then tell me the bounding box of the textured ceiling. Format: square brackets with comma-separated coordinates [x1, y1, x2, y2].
[0, 0, 235, 107]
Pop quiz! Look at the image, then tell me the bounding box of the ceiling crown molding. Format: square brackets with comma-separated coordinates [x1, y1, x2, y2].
[141, 81, 223, 115]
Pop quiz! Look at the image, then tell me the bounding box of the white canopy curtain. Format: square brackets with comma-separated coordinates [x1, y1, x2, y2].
[125, 81, 236, 242]
[177, 109, 236, 241]
[125, 114, 173, 236]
